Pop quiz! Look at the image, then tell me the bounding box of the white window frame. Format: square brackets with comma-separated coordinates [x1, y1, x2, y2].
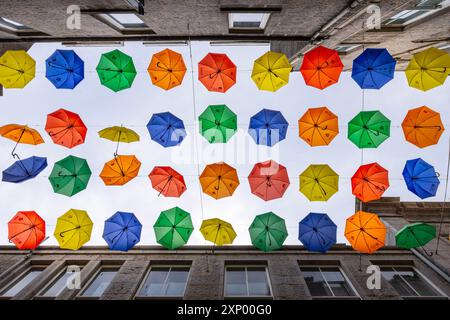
[224, 265, 273, 299]
[0, 265, 46, 299]
[97, 13, 148, 30]
[35, 265, 84, 299]
[76, 266, 119, 300]
[228, 12, 271, 30]
[383, 0, 450, 26]
[0, 17, 30, 31]
[335, 44, 362, 54]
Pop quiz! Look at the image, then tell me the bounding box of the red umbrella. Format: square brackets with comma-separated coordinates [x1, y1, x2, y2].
[8, 211, 46, 250]
[149, 166, 186, 197]
[45, 108, 87, 148]
[248, 160, 290, 201]
[198, 53, 236, 93]
[352, 162, 389, 202]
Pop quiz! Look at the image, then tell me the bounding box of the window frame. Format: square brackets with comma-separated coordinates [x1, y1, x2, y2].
[0, 17, 47, 36]
[0, 265, 47, 299]
[335, 44, 362, 54]
[228, 12, 271, 33]
[34, 264, 85, 300]
[92, 12, 154, 35]
[76, 266, 120, 300]
[382, 0, 449, 26]
[224, 265, 273, 299]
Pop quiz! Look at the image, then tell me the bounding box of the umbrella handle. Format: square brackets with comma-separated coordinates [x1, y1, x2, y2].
[422, 246, 433, 257]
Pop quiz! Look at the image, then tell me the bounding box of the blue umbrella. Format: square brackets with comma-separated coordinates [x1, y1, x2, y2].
[2, 156, 47, 183]
[248, 108, 289, 146]
[103, 211, 142, 251]
[298, 212, 337, 252]
[45, 49, 84, 89]
[351, 48, 396, 89]
[147, 112, 186, 147]
[403, 158, 440, 199]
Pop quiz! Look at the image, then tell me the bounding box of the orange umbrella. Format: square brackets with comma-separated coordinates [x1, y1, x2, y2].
[148, 48, 187, 90]
[402, 106, 445, 148]
[299, 107, 339, 146]
[8, 211, 46, 250]
[352, 162, 389, 203]
[300, 46, 343, 90]
[100, 155, 141, 186]
[345, 211, 386, 254]
[0, 124, 44, 157]
[149, 166, 186, 197]
[45, 108, 87, 149]
[198, 53, 236, 93]
[199, 162, 239, 199]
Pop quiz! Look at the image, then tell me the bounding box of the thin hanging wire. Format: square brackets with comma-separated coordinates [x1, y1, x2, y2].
[435, 136, 450, 254]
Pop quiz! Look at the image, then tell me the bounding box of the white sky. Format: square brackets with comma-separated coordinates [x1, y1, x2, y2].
[0, 41, 449, 247]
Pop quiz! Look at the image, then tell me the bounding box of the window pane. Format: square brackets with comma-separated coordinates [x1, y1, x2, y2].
[165, 268, 189, 296]
[225, 267, 247, 296]
[110, 13, 144, 25]
[301, 267, 332, 297]
[1, 17, 26, 27]
[81, 270, 117, 297]
[2, 270, 42, 297]
[230, 13, 266, 28]
[394, 267, 440, 297]
[139, 269, 168, 296]
[322, 268, 354, 297]
[42, 271, 73, 297]
[381, 268, 417, 296]
[247, 267, 271, 296]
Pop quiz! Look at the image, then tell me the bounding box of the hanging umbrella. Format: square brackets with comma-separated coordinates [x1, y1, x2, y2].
[147, 112, 186, 147]
[96, 49, 137, 92]
[299, 164, 339, 201]
[54, 209, 93, 250]
[199, 162, 240, 199]
[103, 211, 142, 251]
[405, 47, 450, 91]
[0, 50, 35, 88]
[395, 222, 436, 256]
[300, 46, 343, 90]
[198, 53, 236, 93]
[100, 155, 141, 186]
[2, 156, 47, 183]
[149, 166, 186, 197]
[153, 207, 194, 249]
[251, 51, 291, 92]
[402, 158, 440, 199]
[0, 124, 44, 158]
[348, 110, 391, 148]
[48, 155, 92, 197]
[248, 160, 290, 201]
[45, 108, 87, 149]
[351, 48, 396, 89]
[199, 104, 237, 143]
[200, 218, 236, 246]
[345, 211, 386, 254]
[248, 109, 289, 146]
[299, 212, 337, 253]
[98, 125, 140, 156]
[352, 162, 389, 203]
[148, 48, 186, 90]
[299, 107, 339, 146]
[401, 106, 444, 148]
[8, 211, 46, 250]
[248, 212, 288, 252]
[45, 49, 84, 89]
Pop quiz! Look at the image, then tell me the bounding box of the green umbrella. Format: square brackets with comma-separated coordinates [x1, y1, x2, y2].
[96, 49, 137, 92]
[396, 222, 436, 256]
[249, 212, 288, 252]
[348, 110, 390, 148]
[198, 104, 237, 143]
[48, 155, 92, 197]
[153, 207, 194, 249]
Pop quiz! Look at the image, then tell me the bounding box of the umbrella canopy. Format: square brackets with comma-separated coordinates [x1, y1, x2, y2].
[345, 211, 386, 254]
[54, 209, 93, 250]
[48, 155, 92, 197]
[395, 222, 436, 249]
[348, 110, 391, 148]
[405, 47, 450, 91]
[249, 212, 288, 252]
[8, 211, 45, 250]
[352, 162, 389, 203]
[298, 212, 337, 253]
[403, 158, 440, 199]
[103, 211, 142, 251]
[148, 48, 186, 90]
[98, 126, 139, 143]
[299, 107, 339, 146]
[198, 53, 236, 93]
[147, 112, 186, 147]
[0, 50, 35, 88]
[96, 49, 137, 92]
[2, 156, 47, 183]
[401, 106, 444, 148]
[248, 160, 290, 201]
[100, 155, 141, 186]
[0, 124, 44, 146]
[351, 48, 396, 89]
[248, 109, 288, 146]
[45, 108, 87, 149]
[200, 218, 236, 246]
[149, 166, 186, 197]
[299, 164, 339, 201]
[153, 207, 194, 249]
[251, 51, 291, 92]
[45, 49, 84, 89]
[199, 104, 237, 143]
[199, 162, 240, 199]
[300, 46, 343, 90]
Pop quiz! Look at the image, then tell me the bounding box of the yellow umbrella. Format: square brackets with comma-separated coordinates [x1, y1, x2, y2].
[54, 209, 93, 250]
[405, 47, 450, 91]
[200, 218, 236, 246]
[0, 50, 36, 88]
[251, 51, 292, 92]
[98, 126, 140, 155]
[299, 164, 339, 201]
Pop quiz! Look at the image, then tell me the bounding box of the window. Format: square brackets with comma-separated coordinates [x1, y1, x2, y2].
[97, 13, 148, 29]
[335, 44, 361, 54]
[225, 266, 272, 298]
[39, 266, 82, 298]
[383, 0, 449, 26]
[79, 268, 118, 298]
[300, 266, 357, 298]
[0, 268, 44, 298]
[228, 13, 271, 31]
[0, 17, 30, 31]
[137, 266, 190, 298]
